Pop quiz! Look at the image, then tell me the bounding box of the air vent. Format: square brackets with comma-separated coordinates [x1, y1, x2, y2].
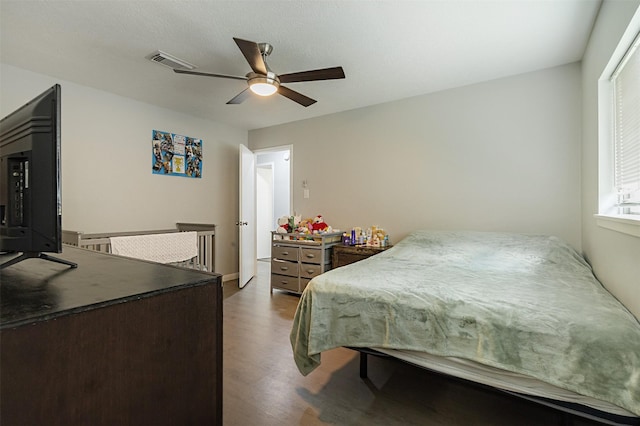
[147, 51, 196, 70]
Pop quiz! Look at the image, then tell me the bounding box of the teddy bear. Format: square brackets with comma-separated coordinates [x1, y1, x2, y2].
[311, 215, 329, 233]
[276, 214, 306, 234]
[294, 217, 312, 234]
[276, 215, 291, 233]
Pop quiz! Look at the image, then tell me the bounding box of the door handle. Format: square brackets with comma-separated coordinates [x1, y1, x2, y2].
[236, 221, 248, 226]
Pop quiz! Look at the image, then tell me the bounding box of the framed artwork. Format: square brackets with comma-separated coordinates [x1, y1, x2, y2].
[152, 129, 202, 178]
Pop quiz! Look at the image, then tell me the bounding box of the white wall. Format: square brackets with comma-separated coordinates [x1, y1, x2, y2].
[249, 63, 582, 250]
[581, 0, 640, 319]
[1, 63, 247, 277]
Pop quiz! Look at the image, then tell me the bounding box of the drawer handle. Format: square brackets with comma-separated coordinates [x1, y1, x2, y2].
[306, 253, 316, 258]
[282, 251, 289, 255]
[280, 280, 289, 284]
[306, 269, 315, 274]
[280, 266, 289, 271]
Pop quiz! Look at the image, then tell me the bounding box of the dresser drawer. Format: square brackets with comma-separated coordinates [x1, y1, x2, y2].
[333, 252, 370, 268]
[271, 274, 299, 293]
[271, 259, 298, 277]
[270, 231, 343, 295]
[331, 245, 392, 268]
[299, 263, 323, 279]
[300, 248, 324, 264]
[272, 245, 299, 262]
[299, 277, 312, 293]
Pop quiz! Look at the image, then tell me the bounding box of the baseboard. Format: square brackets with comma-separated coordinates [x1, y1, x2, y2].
[222, 272, 239, 283]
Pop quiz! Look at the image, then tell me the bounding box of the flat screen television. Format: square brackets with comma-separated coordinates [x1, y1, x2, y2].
[0, 84, 76, 269]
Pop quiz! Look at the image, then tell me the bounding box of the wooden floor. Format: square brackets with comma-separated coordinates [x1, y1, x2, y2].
[222, 260, 602, 426]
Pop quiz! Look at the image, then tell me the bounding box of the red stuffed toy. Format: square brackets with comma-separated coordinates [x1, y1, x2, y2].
[311, 215, 329, 232]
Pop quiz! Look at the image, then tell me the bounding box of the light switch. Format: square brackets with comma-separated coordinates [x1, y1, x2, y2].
[304, 189, 309, 199]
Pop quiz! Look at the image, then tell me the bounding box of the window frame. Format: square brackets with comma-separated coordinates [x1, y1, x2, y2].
[596, 12, 640, 238]
[612, 32, 640, 212]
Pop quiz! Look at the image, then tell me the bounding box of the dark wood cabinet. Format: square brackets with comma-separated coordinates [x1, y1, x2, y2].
[332, 244, 392, 268]
[0, 246, 223, 426]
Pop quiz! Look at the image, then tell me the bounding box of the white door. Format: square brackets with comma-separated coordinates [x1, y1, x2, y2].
[239, 144, 256, 288]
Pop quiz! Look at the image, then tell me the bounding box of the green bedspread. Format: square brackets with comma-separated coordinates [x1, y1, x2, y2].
[290, 230, 640, 416]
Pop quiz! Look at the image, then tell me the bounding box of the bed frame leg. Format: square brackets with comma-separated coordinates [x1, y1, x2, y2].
[359, 352, 368, 378]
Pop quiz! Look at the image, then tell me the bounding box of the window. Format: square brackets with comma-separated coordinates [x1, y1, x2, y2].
[595, 12, 640, 238]
[612, 32, 640, 215]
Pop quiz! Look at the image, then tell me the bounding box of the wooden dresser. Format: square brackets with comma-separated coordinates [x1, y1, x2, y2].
[270, 231, 342, 294]
[0, 246, 223, 426]
[332, 244, 393, 268]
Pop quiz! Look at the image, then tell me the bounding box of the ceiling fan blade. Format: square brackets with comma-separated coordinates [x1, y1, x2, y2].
[226, 88, 252, 105]
[279, 66, 345, 83]
[233, 37, 267, 75]
[277, 86, 317, 107]
[174, 69, 247, 81]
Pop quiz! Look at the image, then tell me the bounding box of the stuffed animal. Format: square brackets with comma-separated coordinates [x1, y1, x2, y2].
[276, 215, 290, 233]
[311, 215, 329, 232]
[277, 214, 333, 235]
[295, 217, 313, 234]
[291, 215, 302, 230]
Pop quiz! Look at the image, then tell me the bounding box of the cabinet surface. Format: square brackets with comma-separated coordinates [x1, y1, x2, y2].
[270, 232, 342, 294]
[0, 246, 223, 426]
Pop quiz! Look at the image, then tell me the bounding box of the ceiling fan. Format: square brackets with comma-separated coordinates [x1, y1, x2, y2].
[174, 37, 345, 107]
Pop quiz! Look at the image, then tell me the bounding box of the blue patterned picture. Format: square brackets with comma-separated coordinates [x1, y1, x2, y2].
[152, 130, 202, 178]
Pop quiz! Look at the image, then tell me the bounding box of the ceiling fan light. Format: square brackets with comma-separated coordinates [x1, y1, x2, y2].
[250, 82, 278, 96]
[248, 75, 279, 96]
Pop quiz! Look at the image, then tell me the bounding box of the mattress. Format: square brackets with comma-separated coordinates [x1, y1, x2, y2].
[290, 230, 640, 418]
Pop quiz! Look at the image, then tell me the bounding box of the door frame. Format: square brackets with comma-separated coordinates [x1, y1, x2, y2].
[239, 144, 293, 288]
[256, 162, 275, 259]
[254, 144, 293, 220]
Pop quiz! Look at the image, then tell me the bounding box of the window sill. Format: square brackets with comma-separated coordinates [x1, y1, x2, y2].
[594, 214, 640, 237]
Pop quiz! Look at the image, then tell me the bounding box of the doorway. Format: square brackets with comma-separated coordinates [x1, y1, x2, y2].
[255, 146, 292, 260]
[256, 163, 273, 259]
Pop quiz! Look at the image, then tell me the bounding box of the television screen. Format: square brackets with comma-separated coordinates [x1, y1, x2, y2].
[0, 84, 76, 269]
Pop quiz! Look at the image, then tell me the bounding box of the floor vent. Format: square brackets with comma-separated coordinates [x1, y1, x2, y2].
[147, 51, 196, 70]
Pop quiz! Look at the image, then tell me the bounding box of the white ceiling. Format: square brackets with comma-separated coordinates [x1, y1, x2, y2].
[0, 0, 601, 131]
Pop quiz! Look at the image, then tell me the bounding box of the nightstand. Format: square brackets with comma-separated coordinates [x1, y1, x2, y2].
[331, 244, 392, 268]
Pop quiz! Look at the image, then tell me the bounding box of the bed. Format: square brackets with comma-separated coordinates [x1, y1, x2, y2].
[290, 230, 640, 424]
